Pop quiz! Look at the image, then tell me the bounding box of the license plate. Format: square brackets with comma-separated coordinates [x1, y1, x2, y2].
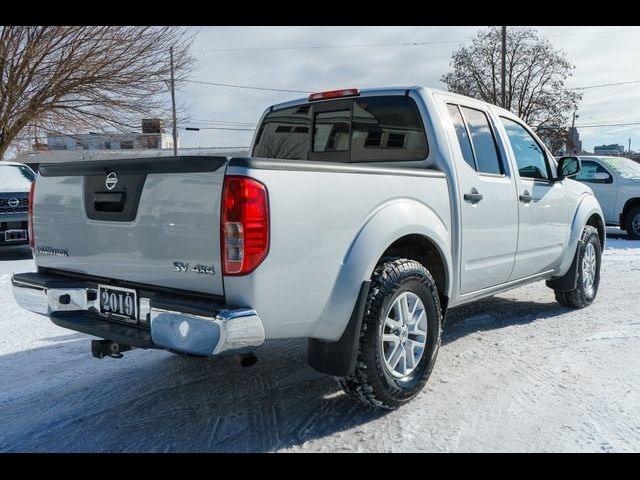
[4, 230, 27, 242]
[98, 285, 138, 322]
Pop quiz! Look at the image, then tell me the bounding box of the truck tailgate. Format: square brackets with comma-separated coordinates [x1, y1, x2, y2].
[33, 156, 227, 296]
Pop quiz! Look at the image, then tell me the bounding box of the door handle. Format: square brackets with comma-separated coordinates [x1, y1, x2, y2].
[519, 190, 533, 203]
[464, 188, 483, 204]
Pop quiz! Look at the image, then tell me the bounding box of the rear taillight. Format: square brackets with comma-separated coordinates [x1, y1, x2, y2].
[221, 176, 269, 275]
[28, 180, 35, 250]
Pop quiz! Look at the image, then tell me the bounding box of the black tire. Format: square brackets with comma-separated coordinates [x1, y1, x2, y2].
[624, 206, 640, 239]
[554, 225, 601, 308]
[339, 258, 442, 410]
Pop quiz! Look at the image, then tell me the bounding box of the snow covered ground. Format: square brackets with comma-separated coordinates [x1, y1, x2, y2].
[1, 231, 639, 452]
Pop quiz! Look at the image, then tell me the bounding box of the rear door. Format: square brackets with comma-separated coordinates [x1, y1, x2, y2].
[442, 99, 518, 294]
[498, 116, 569, 280]
[33, 156, 226, 295]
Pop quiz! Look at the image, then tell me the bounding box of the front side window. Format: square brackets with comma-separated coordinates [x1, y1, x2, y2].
[500, 117, 550, 181]
[575, 161, 612, 183]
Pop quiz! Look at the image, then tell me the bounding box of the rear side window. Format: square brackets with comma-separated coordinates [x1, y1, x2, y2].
[253, 96, 428, 163]
[459, 107, 503, 175]
[446, 104, 503, 175]
[447, 104, 475, 170]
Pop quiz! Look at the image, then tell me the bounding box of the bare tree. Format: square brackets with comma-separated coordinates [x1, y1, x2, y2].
[441, 26, 581, 153]
[0, 26, 194, 159]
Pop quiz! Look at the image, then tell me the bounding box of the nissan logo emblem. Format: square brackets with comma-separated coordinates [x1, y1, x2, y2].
[105, 172, 118, 191]
[7, 198, 19, 208]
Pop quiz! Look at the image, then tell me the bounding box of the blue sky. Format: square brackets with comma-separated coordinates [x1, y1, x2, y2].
[177, 26, 640, 152]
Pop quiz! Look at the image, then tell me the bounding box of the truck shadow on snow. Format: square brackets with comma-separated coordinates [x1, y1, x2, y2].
[442, 296, 571, 344]
[1, 295, 571, 452]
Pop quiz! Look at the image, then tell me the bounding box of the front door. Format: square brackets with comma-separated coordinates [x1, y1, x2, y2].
[444, 101, 518, 294]
[575, 159, 618, 223]
[498, 117, 569, 280]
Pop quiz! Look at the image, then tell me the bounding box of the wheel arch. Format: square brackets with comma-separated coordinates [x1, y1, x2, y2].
[309, 198, 452, 342]
[307, 199, 451, 376]
[621, 197, 640, 229]
[548, 193, 605, 290]
[377, 233, 449, 316]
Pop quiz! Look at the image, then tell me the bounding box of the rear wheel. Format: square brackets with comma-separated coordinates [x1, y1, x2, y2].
[339, 258, 441, 410]
[624, 206, 640, 239]
[554, 225, 601, 308]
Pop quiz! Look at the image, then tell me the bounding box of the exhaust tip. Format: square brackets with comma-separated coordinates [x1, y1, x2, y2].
[236, 352, 258, 368]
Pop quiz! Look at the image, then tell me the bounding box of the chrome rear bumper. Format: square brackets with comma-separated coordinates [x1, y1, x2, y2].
[11, 274, 265, 356]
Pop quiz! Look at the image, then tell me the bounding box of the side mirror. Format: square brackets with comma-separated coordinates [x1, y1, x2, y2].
[557, 156, 581, 180]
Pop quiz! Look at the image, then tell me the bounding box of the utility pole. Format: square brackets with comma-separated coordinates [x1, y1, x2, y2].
[501, 26, 507, 109]
[170, 46, 178, 156]
[568, 110, 579, 154]
[629, 137, 632, 155]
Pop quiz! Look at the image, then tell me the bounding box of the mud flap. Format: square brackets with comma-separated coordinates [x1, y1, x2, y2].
[546, 246, 579, 291]
[307, 281, 371, 377]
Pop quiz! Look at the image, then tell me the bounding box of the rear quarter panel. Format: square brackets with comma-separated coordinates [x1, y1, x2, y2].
[223, 164, 451, 341]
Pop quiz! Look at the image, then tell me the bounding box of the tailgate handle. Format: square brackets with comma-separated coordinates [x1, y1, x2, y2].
[94, 192, 125, 212]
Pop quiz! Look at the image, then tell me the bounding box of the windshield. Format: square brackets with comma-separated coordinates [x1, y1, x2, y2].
[598, 157, 640, 179]
[0, 164, 35, 190]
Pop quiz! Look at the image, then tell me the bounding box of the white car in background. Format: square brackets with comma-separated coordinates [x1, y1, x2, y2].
[0, 162, 35, 247]
[574, 156, 640, 238]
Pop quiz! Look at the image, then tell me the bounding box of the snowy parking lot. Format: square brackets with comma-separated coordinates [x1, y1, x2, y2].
[1, 231, 639, 452]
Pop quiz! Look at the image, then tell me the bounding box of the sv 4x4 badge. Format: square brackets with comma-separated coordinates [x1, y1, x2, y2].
[173, 261, 215, 276]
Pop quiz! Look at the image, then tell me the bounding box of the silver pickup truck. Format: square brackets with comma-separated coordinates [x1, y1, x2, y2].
[12, 87, 605, 409]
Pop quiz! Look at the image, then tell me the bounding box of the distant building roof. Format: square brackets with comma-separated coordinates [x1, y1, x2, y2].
[11, 147, 251, 165]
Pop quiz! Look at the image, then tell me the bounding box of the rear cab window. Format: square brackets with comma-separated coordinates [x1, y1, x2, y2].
[253, 96, 428, 163]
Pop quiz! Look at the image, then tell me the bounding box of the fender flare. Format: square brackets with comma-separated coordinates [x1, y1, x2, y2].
[307, 199, 451, 376]
[547, 193, 604, 291]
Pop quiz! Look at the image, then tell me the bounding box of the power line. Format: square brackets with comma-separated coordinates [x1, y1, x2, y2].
[576, 122, 640, 128]
[184, 76, 640, 96]
[544, 29, 640, 39]
[194, 29, 640, 54]
[195, 39, 467, 53]
[184, 79, 309, 94]
[569, 80, 640, 90]
[539, 122, 640, 130]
